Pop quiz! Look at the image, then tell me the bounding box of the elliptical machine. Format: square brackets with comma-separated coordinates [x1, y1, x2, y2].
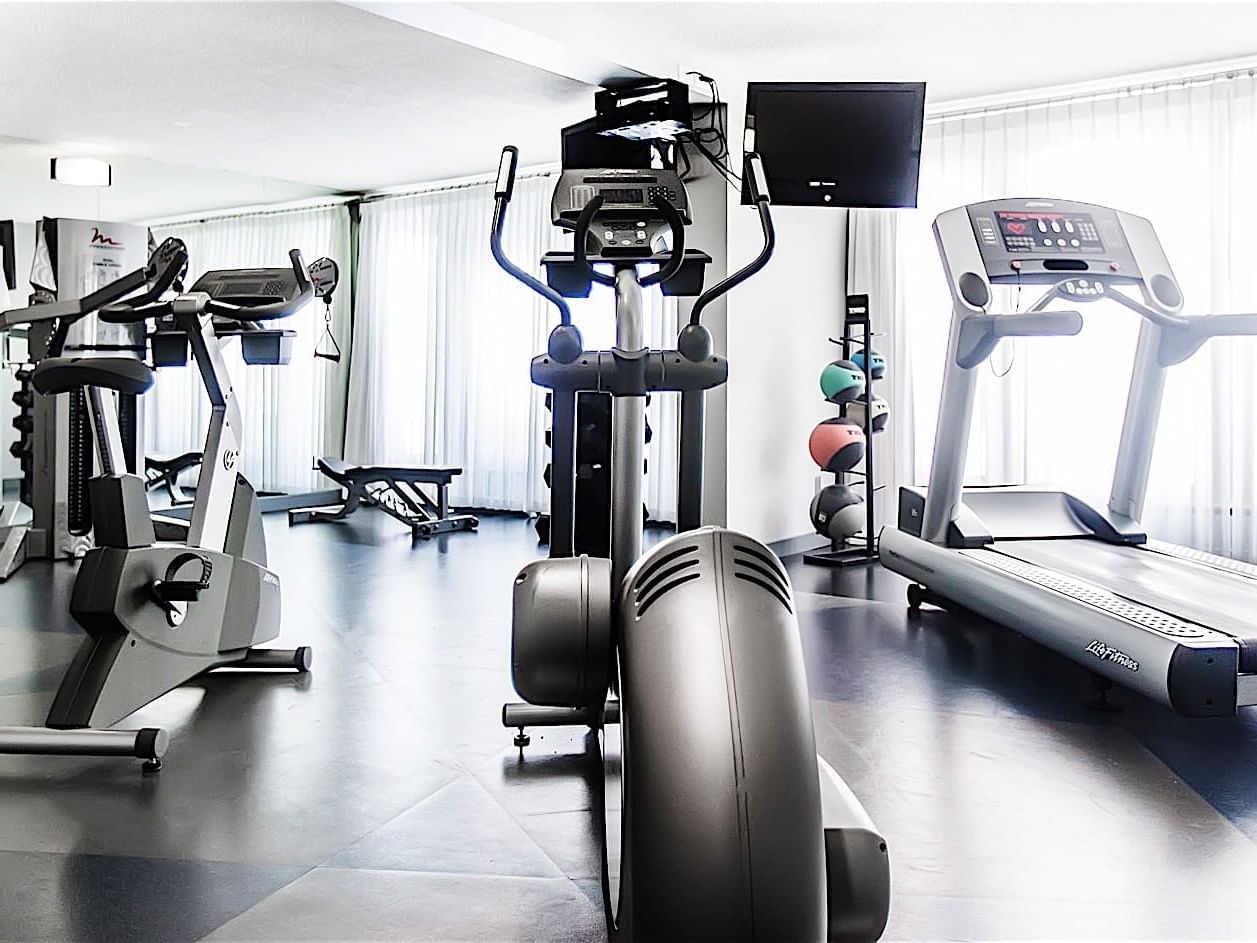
[0, 241, 313, 770]
[491, 141, 890, 939]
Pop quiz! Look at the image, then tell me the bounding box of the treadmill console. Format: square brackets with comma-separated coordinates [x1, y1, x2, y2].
[966, 198, 1142, 284]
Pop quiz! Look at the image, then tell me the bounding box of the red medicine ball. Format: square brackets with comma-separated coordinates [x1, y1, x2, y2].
[808, 418, 866, 473]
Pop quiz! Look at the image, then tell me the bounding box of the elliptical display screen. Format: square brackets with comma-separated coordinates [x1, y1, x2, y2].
[995, 210, 1104, 253]
[601, 188, 645, 204]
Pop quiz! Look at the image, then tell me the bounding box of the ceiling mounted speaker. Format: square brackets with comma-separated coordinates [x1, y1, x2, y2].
[51, 157, 112, 187]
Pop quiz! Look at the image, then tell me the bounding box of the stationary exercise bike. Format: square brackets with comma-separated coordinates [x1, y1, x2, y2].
[491, 141, 890, 940]
[0, 241, 313, 769]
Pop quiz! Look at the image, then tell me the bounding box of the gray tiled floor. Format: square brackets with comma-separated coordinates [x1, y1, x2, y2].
[3, 510, 1257, 939]
[204, 868, 604, 942]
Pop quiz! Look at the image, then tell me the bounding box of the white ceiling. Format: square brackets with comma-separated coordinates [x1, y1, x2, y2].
[0, 1, 591, 221]
[0, 135, 335, 224]
[473, 1, 1257, 103]
[3, 1, 1257, 224]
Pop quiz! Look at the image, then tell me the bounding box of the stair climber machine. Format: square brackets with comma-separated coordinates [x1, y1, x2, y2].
[490, 135, 890, 940]
[0, 240, 313, 769]
[881, 198, 1257, 716]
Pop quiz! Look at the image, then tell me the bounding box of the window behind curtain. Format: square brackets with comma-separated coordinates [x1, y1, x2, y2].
[149, 204, 353, 491]
[876, 72, 1257, 558]
[346, 174, 680, 518]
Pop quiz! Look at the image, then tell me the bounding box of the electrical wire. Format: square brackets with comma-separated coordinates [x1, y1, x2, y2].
[679, 71, 741, 189]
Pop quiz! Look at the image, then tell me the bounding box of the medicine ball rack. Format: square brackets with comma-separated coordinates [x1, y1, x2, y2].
[805, 293, 882, 567]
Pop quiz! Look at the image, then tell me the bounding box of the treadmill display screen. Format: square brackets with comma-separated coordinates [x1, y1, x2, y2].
[995, 211, 1104, 254]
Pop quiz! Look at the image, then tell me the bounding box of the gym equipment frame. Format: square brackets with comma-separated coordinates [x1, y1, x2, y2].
[491, 139, 890, 940]
[882, 197, 1257, 717]
[288, 458, 478, 539]
[0, 242, 313, 767]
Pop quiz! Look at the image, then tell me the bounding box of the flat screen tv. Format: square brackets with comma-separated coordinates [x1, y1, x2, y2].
[743, 82, 926, 208]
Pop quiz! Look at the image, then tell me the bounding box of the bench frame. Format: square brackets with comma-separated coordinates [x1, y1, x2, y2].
[288, 459, 478, 539]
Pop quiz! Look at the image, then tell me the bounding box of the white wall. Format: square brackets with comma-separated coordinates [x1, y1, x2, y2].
[706, 78, 850, 546]
[724, 201, 848, 544]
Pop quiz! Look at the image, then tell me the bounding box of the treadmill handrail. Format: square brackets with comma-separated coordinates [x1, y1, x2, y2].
[956, 310, 1083, 368]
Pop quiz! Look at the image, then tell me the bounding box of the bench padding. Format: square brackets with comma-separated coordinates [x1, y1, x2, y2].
[317, 457, 462, 486]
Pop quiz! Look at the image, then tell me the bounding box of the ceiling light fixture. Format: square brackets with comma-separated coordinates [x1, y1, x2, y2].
[51, 157, 112, 187]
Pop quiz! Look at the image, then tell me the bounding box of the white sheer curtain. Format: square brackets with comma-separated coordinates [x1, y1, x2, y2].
[346, 173, 679, 518]
[846, 210, 911, 528]
[851, 69, 1257, 559]
[149, 205, 352, 491]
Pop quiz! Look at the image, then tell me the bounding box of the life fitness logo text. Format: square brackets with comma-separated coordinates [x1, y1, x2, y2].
[90, 227, 123, 249]
[222, 450, 238, 471]
[1085, 640, 1139, 672]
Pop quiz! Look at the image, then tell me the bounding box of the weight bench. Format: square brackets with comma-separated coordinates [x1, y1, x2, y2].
[288, 457, 478, 539]
[145, 452, 203, 505]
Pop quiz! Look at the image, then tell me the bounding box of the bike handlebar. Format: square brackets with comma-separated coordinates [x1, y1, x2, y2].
[102, 249, 313, 324]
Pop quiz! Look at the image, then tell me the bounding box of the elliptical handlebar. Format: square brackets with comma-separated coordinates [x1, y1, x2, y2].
[688, 152, 775, 326]
[571, 196, 615, 288]
[490, 146, 573, 327]
[639, 197, 687, 287]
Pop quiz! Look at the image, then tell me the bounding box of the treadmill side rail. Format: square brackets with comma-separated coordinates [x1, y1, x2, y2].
[1147, 539, 1257, 582]
[880, 528, 1240, 716]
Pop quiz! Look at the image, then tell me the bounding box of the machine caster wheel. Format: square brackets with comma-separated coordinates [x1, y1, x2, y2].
[470, 518, 480, 530]
[907, 583, 926, 612]
[513, 727, 531, 748]
[293, 646, 314, 673]
[415, 525, 434, 539]
[142, 758, 163, 776]
[1085, 674, 1123, 713]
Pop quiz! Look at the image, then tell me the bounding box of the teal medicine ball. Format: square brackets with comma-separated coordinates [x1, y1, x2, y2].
[819, 360, 865, 404]
[852, 349, 886, 380]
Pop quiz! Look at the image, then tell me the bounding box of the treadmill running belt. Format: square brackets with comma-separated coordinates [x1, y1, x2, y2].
[995, 539, 1257, 671]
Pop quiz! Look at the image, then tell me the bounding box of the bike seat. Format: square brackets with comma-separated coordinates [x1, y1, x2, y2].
[32, 357, 155, 396]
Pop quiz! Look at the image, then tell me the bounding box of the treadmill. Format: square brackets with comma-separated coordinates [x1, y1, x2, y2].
[880, 198, 1257, 717]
